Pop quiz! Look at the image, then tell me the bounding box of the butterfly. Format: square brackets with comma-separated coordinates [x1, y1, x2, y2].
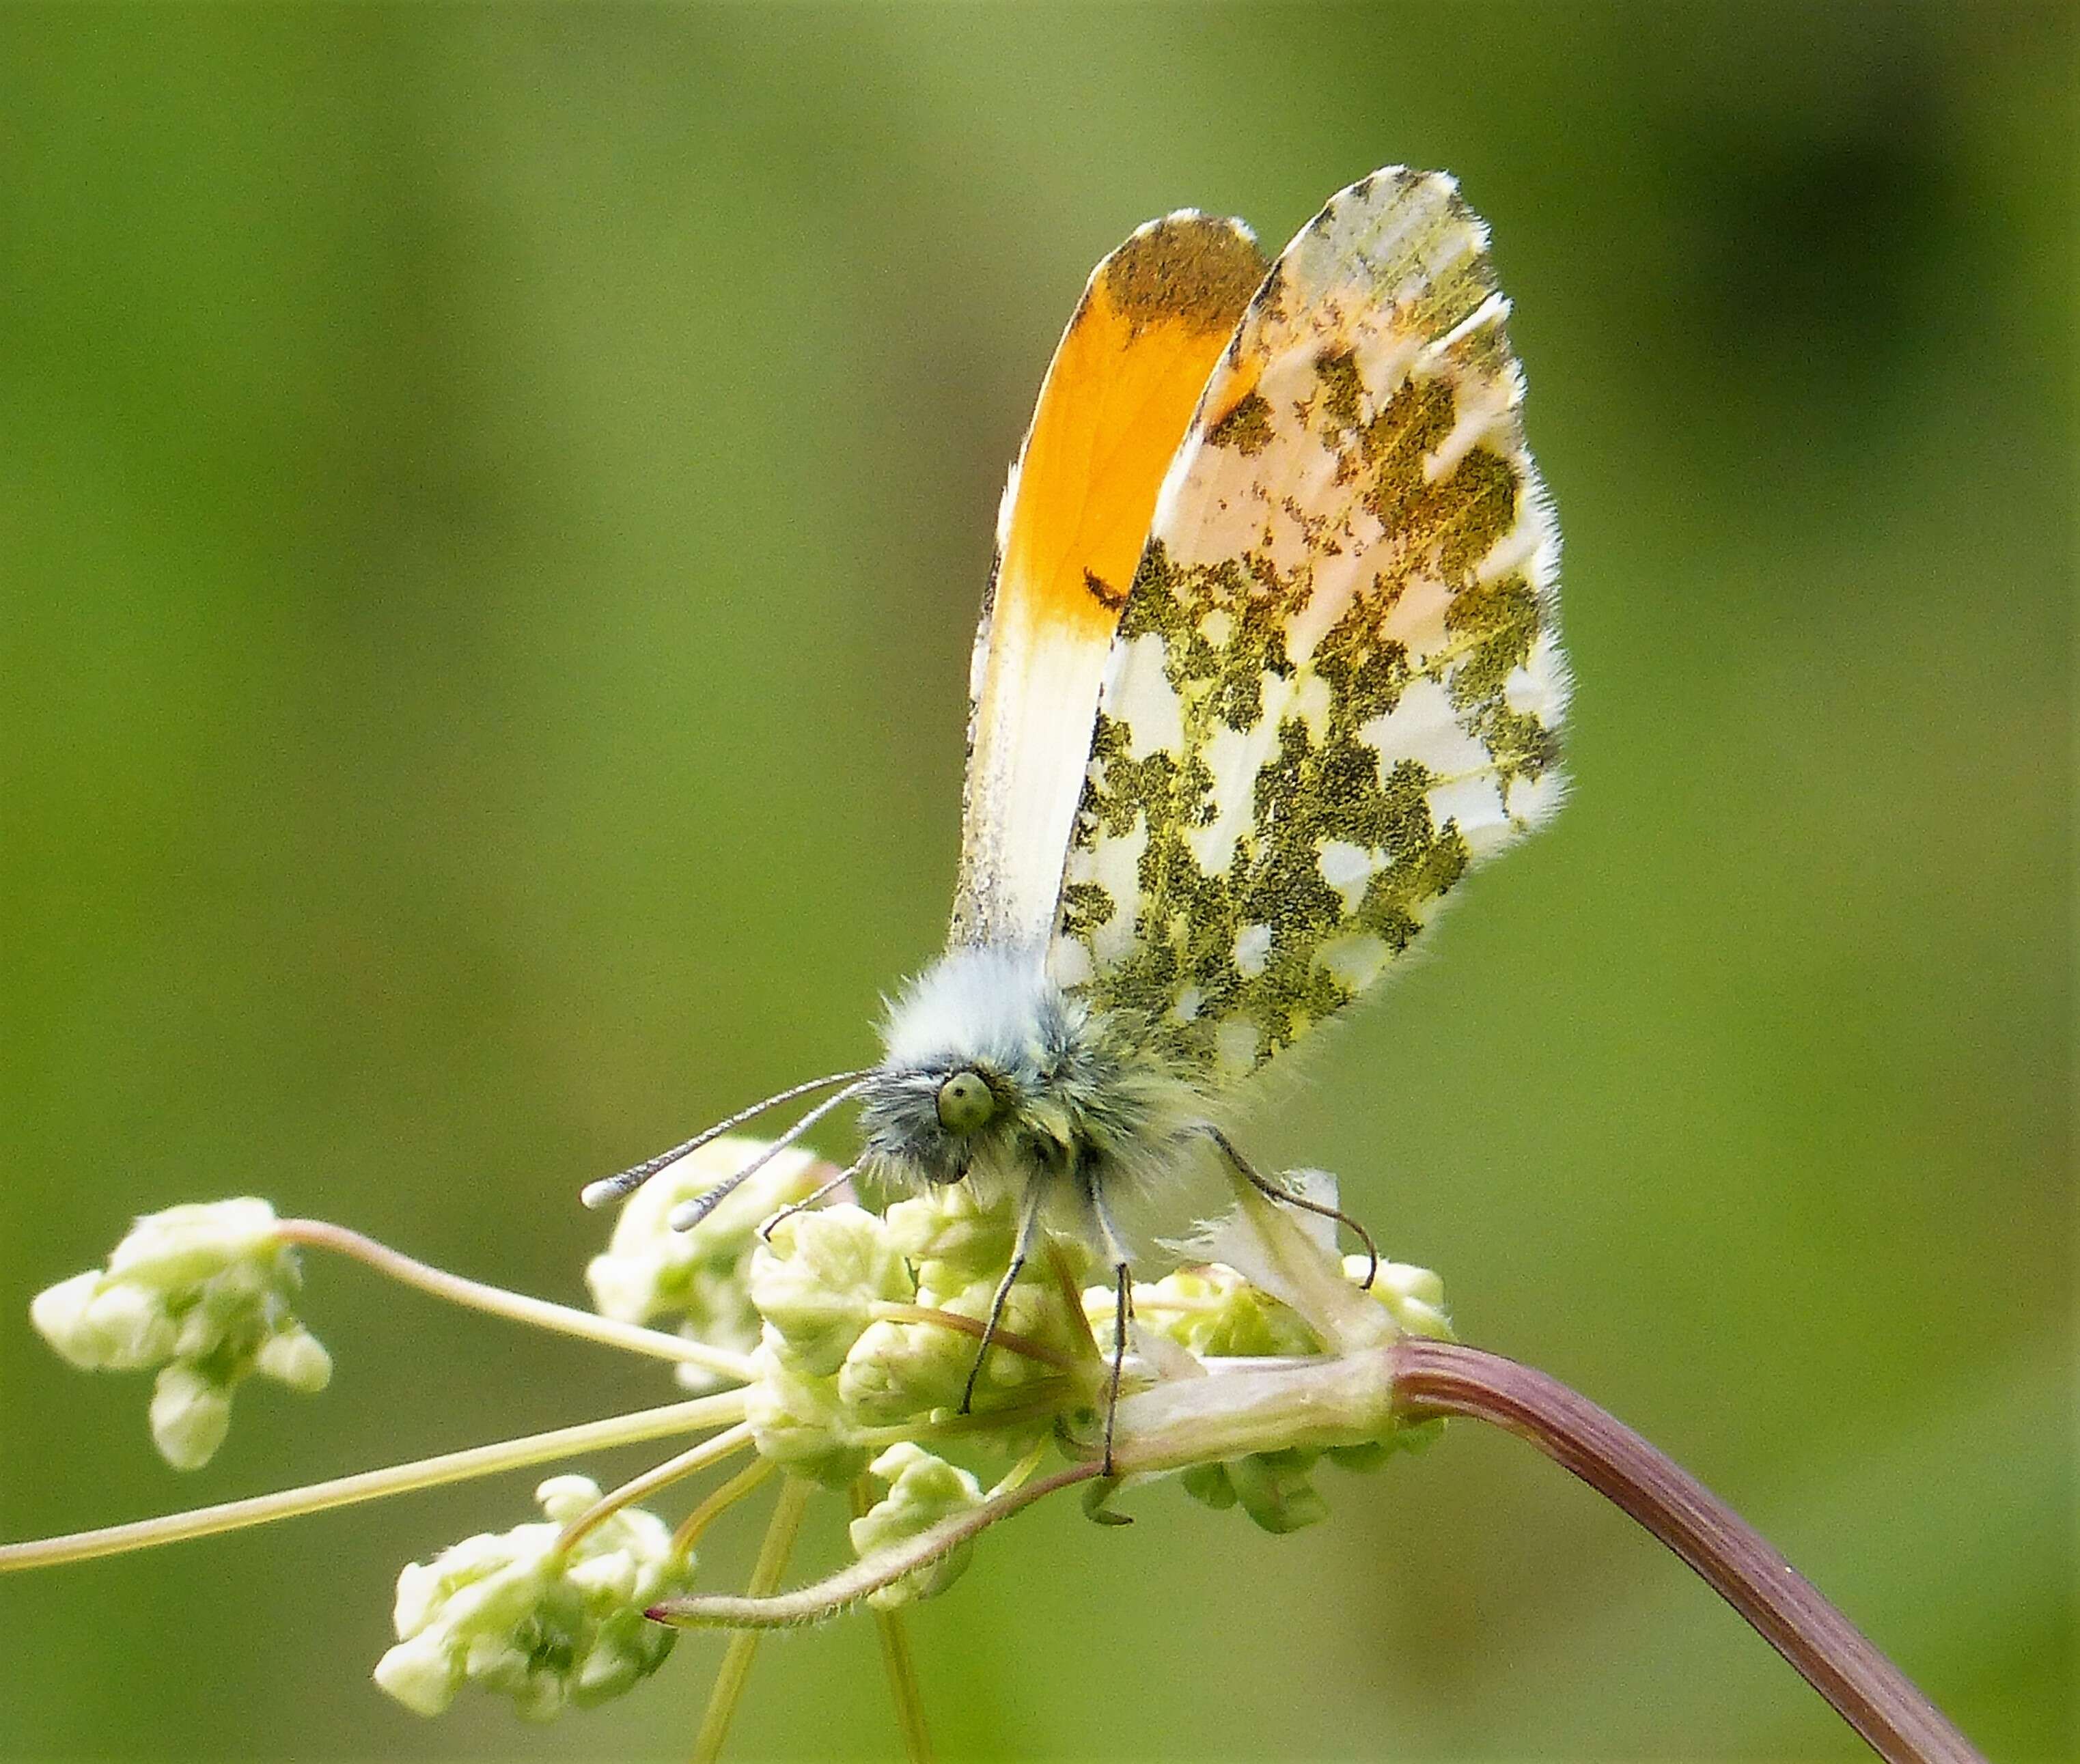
[587, 167, 1569, 1470]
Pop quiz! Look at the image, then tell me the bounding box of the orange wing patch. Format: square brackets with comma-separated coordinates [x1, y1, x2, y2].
[952, 214, 1267, 950]
[999, 217, 1271, 630]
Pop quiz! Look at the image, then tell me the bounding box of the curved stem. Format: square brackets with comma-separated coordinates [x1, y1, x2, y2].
[555, 1422, 755, 1555]
[652, 1464, 1099, 1630]
[0, 1391, 746, 1573]
[672, 1457, 777, 1560]
[275, 1219, 757, 1385]
[868, 1302, 1081, 1371]
[1389, 1339, 1985, 1764]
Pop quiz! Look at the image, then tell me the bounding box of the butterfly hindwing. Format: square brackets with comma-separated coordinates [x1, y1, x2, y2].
[952, 213, 1268, 952]
[1049, 168, 1569, 1084]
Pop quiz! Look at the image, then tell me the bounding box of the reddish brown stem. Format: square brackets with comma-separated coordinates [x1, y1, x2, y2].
[1389, 1339, 1984, 1764]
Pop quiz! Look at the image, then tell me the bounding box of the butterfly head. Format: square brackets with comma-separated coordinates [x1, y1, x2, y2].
[856, 944, 1090, 1194]
[853, 1060, 1013, 1192]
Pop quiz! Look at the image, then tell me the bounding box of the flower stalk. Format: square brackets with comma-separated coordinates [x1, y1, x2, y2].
[0, 1390, 747, 1574]
[690, 1475, 813, 1764]
[275, 1218, 753, 1382]
[852, 1478, 935, 1764]
[1387, 1340, 1986, 1764]
[555, 1422, 756, 1556]
[656, 1337, 1986, 1764]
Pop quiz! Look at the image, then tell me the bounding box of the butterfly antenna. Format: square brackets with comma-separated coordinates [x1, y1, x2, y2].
[758, 1159, 863, 1241]
[1202, 1124, 1381, 1289]
[666, 1079, 874, 1232]
[579, 1068, 872, 1210]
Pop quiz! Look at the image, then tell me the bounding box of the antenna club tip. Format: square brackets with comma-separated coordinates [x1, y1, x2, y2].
[579, 1179, 621, 1211]
[666, 1199, 708, 1233]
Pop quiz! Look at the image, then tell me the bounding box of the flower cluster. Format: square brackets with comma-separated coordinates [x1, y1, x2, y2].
[374, 1476, 688, 1720]
[20, 1138, 1455, 1726]
[743, 1183, 1094, 1487]
[29, 1199, 331, 1469]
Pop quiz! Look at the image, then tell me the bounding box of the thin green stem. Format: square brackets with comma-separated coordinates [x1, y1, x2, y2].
[0, 1390, 747, 1573]
[672, 1455, 777, 1560]
[689, 1476, 812, 1764]
[852, 1479, 934, 1764]
[275, 1218, 756, 1384]
[850, 1380, 1079, 1449]
[555, 1422, 755, 1555]
[987, 1435, 1051, 1500]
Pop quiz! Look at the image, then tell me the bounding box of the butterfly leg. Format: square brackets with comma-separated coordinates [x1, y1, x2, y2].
[1199, 1124, 1381, 1289]
[1087, 1182, 1135, 1478]
[958, 1179, 1048, 1416]
[757, 1161, 862, 1241]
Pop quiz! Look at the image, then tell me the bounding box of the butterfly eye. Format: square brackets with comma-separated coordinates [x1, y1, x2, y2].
[934, 1069, 995, 1134]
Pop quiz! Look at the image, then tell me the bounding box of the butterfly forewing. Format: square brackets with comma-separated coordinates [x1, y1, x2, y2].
[952, 214, 1268, 952]
[1049, 168, 1568, 1084]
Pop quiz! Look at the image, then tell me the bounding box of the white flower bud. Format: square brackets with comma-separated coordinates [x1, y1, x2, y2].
[747, 1205, 904, 1377]
[149, 1363, 233, 1471]
[586, 1136, 832, 1392]
[743, 1343, 871, 1487]
[1348, 1255, 1454, 1341]
[32, 1270, 176, 1370]
[848, 1443, 984, 1608]
[107, 1198, 282, 1287]
[837, 1316, 969, 1425]
[585, 1136, 829, 1324]
[372, 1631, 458, 1717]
[883, 1186, 1018, 1290]
[255, 1325, 334, 1392]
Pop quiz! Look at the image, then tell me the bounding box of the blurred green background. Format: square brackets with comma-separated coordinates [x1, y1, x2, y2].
[2, 3, 2070, 1759]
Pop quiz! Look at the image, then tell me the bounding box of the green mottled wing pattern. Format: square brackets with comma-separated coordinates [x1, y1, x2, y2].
[1046, 168, 1568, 1086]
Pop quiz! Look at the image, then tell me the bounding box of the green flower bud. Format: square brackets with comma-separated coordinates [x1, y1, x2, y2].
[1225, 1448, 1329, 1534]
[1324, 1413, 1448, 1474]
[585, 1136, 832, 1394]
[373, 1476, 686, 1722]
[848, 1444, 984, 1609]
[749, 1205, 905, 1377]
[1178, 1462, 1238, 1511]
[1115, 1263, 1322, 1360]
[883, 1185, 1020, 1294]
[29, 1198, 329, 1468]
[743, 1343, 871, 1487]
[837, 1315, 970, 1427]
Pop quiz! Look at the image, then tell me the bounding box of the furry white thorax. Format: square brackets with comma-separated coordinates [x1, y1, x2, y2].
[860, 944, 1212, 1227]
[878, 944, 1065, 1074]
